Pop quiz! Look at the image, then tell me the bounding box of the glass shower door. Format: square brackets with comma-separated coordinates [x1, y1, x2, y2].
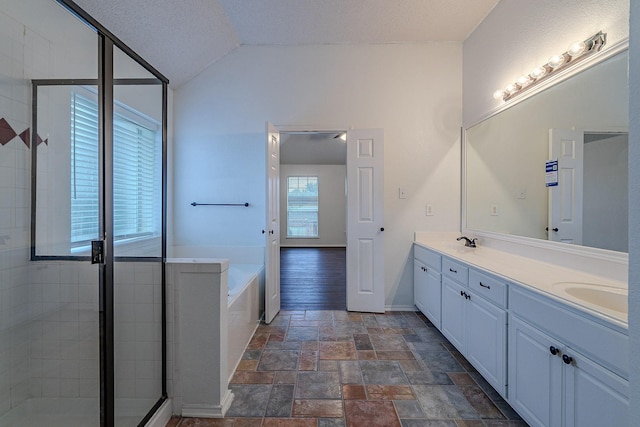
[112, 45, 165, 426]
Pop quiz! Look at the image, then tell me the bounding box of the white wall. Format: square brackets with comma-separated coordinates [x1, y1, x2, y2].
[463, 0, 629, 128]
[628, 1, 640, 423]
[173, 43, 462, 308]
[279, 164, 346, 247]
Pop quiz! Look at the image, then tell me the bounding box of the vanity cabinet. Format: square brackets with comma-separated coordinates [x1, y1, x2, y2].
[413, 245, 442, 328]
[441, 261, 507, 396]
[412, 240, 629, 427]
[509, 287, 628, 427]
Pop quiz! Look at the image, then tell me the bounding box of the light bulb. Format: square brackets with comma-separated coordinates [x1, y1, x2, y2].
[493, 89, 505, 100]
[517, 75, 532, 87]
[548, 54, 566, 69]
[530, 66, 547, 80]
[567, 41, 586, 57]
[504, 83, 518, 95]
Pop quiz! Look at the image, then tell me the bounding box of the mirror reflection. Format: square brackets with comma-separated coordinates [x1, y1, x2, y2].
[465, 50, 628, 252]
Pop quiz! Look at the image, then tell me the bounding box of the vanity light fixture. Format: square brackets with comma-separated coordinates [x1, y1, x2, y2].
[493, 31, 606, 101]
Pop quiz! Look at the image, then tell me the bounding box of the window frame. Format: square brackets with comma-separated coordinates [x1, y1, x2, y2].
[69, 88, 162, 251]
[286, 175, 319, 239]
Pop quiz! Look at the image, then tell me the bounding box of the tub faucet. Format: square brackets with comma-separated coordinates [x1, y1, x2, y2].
[457, 236, 477, 248]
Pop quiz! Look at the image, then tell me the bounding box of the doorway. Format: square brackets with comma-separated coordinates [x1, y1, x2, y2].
[279, 132, 348, 311]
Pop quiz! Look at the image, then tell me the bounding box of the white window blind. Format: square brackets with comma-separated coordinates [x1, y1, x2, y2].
[70, 92, 161, 245]
[287, 176, 318, 238]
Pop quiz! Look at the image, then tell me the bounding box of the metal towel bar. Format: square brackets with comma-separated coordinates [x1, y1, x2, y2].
[190, 202, 249, 207]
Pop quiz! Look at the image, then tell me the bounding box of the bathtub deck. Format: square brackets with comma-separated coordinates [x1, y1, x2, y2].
[280, 247, 346, 310]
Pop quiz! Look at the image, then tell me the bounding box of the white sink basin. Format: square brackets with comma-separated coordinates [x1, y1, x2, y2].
[553, 282, 627, 314]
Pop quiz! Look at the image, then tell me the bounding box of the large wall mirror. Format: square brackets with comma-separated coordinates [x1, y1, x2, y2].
[464, 47, 628, 254]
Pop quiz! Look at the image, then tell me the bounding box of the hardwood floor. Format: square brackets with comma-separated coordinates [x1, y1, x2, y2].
[280, 247, 346, 310]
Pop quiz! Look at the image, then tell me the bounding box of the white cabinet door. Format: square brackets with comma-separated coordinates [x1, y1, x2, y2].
[440, 277, 466, 351]
[414, 260, 428, 313]
[414, 259, 441, 328]
[563, 347, 628, 427]
[508, 316, 563, 427]
[467, 293, 506, 396]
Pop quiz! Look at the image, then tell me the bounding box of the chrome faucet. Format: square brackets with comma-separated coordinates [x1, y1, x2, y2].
[457, 236, 477, 248]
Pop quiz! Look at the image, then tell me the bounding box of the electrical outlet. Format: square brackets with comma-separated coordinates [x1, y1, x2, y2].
[399, 187, 407, 199]
[491, 204, 499, 216]
[426, 204, 434, 216]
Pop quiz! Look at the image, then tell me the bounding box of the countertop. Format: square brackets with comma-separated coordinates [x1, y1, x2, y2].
[414, 234, 628, 329]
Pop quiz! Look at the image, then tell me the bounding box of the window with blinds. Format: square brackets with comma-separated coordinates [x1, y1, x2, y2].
[70, 92, 161, 246]
[286, 176, 319, 238]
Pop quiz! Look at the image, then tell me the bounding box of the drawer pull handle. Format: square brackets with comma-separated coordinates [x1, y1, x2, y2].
[449, 268, 457, 273]
[549, 346, 560, 356]
[562, 354, 573, 365]
[479, 282, 490, 289]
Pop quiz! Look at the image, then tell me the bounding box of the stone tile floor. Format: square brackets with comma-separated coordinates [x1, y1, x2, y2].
[166, 310, 528, 427]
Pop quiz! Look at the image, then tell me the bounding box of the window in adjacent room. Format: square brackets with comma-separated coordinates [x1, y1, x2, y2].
[287, 176, 319, 238]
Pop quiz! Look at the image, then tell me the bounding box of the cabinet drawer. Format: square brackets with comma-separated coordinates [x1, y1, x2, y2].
[469, 269, 507, 308]
[414, 244, 441, 271]
[442, 257, 468, 285]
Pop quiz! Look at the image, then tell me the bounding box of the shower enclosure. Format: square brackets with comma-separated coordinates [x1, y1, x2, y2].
[0, 0, 168, 425]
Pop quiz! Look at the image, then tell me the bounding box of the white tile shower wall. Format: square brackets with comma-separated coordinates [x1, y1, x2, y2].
[28, 262, 99, 400]
[114, 262, 163, 400]
[0, 10, 35, 416]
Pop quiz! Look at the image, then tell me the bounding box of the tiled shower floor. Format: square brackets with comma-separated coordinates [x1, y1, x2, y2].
[167, 310, 527, 427]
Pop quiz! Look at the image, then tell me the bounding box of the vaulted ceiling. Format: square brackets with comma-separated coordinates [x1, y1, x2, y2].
[72, 0, 499, 87]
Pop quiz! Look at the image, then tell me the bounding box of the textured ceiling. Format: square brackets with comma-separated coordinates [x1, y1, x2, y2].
[72, 0, 498, 87]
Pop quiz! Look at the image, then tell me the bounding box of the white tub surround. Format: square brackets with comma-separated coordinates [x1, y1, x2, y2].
[168, 258, 233, 418]
[413, 231, 628, 427]
[226, 264, 262, 381]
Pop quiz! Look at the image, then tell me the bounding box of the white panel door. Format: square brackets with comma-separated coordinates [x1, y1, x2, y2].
[265, 122, 280, 323]
[548, 129, 584, 244]
[346, 129, 384, 313]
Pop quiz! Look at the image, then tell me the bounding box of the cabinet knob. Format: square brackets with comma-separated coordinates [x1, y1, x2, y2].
[460, 290, 464, 297]
[549, 346, 559, 356]
[562, 354, 573, 365]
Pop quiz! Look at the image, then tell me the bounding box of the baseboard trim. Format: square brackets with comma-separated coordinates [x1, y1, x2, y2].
[181, 390, 234, 418]
[144, 399, 172, 427]
[385, 305, 418, 312]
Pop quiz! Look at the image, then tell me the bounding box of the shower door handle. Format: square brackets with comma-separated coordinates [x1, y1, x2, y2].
[91, 240, 105, 264]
